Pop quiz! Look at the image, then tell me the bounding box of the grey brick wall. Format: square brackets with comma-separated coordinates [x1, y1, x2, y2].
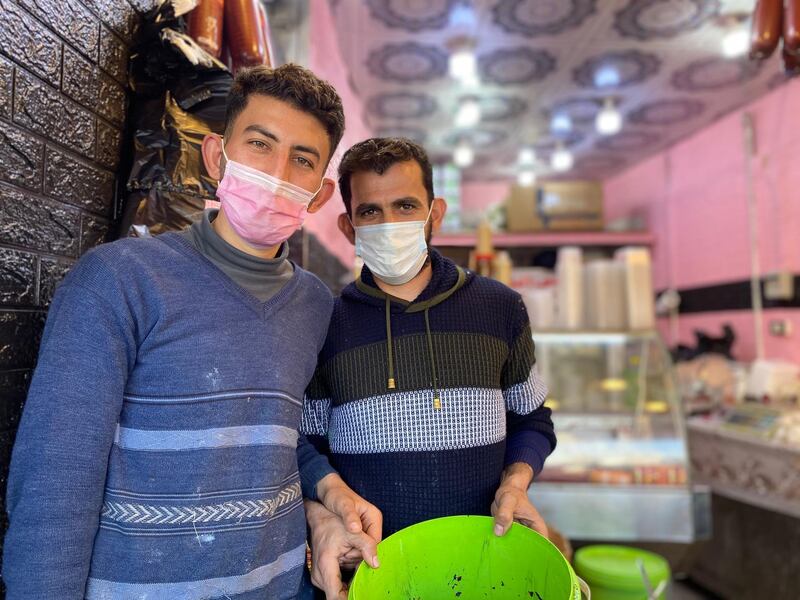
[0, 0, 158, 576]
[0, 1, 351, 586]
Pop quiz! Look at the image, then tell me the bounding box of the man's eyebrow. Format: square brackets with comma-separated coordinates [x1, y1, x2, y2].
[391, 196, 422, 206]
[354, 201, 381, 212]
[243, 124, 279, 143]
[292, 144, 321, 161]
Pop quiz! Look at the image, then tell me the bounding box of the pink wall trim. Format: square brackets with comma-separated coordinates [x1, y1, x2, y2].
[305, 0, 373, 268]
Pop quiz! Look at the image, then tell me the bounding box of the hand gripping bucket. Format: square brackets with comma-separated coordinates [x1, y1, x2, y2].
[349, 515, 589, 599]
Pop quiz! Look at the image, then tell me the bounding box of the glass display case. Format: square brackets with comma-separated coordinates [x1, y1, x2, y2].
[528, 331, 710, 542]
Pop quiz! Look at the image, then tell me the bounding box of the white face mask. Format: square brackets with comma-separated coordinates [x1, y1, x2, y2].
[353, 203, 434, 286]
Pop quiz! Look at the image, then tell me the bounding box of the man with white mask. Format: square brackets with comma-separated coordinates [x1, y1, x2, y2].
[301, 137, 557, 596]
[3, 64, 380, 600]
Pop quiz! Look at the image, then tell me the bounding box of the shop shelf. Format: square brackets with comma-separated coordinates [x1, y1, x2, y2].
[433, 230, 655, 248]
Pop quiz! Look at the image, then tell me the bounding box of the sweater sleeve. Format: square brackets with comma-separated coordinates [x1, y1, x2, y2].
[297, 366, 335, 500]
[3, 272, 135, 599]
[501, 296, 556, 476]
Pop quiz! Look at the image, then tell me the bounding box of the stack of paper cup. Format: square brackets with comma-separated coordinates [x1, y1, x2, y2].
[584, 260, 627, 330]
[616, 247, 655, 330]
[556, 246, 583, 330]
[522, 287, 556, 331]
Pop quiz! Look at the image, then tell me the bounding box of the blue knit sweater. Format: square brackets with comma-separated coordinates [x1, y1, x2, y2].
[302, 249, 556, 537]
[3, 233, 333, 599]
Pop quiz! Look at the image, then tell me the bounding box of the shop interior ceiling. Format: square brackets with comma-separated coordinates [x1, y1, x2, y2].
[330, 0, 786, 182]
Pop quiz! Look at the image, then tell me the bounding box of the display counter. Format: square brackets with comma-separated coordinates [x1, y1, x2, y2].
[688, 411, 800, 518]
[684, 410, 800, 597]
[529, 331, 710, 543]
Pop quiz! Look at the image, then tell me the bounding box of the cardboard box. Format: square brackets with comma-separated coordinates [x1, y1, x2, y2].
[505, 181, 604, 232]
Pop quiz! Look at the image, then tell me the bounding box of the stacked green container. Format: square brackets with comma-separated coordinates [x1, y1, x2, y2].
[574, 545, 671, 600]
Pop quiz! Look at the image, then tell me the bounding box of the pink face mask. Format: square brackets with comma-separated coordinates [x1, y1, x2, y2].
[215, 144, 322, 249]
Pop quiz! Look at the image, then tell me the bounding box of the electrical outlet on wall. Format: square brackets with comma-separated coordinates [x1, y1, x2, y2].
[764, 272, 795, 301]
[768, 319, 793, 337]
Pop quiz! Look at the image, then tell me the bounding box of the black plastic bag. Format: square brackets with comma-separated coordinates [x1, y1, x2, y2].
[119, 2, 232, 236]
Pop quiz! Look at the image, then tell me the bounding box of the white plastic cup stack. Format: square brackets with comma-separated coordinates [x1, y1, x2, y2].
[556, 246, 584, 330]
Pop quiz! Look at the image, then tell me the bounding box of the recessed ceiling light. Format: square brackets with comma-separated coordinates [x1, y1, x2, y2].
[722, 28, 749, 58]
[551, 113, 572, 133]
[455, 98, 481, 128]
[517, 170, 536, 187]
[596, 98, 622, 135]
[453, 142, 474, 168]
[517, 147, 536, 166]
[594, 65, 620, 88]
[449, 48, 477, 83]
[551, 145, 574, 172]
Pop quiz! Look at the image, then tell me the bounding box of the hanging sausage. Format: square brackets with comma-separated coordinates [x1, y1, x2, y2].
[784, 0, 800, 56]
[225, 0, 268, 71]
[783, 48, 800, 74]
[187, 0, 225, 58]
[749, 0, 783, 59]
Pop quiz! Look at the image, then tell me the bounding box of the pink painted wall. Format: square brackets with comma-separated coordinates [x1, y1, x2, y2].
[605, 78, 800, 364]
[459, 181, 511, 227]
[305, 0, 372, 267]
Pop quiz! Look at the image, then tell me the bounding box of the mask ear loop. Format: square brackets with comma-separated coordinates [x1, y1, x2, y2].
[423, 198, 436, 225]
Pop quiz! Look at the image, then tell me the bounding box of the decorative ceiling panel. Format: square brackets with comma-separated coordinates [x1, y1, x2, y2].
[330, 0, 787, 181]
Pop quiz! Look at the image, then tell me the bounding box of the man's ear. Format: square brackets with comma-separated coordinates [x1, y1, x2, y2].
[201, 134, 224, 181]
[430, 197, 448, 235]
[337, 212, 356, 246]
[307, 178, 335, 214]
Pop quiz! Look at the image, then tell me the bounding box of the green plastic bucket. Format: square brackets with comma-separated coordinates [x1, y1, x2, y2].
[574, 546, 670, 600]
[349, 515, 585, 600]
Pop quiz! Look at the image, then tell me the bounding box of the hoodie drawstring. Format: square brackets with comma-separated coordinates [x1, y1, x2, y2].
[423, 307, 441, 409]
[360, 266, 467, 409]
[385, 295, 396, 390]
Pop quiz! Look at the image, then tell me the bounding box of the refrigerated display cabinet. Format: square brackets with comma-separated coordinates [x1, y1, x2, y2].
[529, 331, 710, 542]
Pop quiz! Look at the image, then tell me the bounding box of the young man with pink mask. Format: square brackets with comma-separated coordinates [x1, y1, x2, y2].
[3, 64, 379, 600]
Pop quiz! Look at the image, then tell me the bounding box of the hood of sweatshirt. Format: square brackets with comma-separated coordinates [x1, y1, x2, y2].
[339, 248, 471, 406]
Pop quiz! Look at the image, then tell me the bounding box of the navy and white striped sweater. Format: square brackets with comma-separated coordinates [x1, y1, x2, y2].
[4, 233, 332, 599]
[301, 249, 556, 537]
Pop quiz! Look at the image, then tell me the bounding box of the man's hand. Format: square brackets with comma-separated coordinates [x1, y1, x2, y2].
[491, 462, 548, 538]
[316, 473, 383, 543]
[305, 500, 380, 600]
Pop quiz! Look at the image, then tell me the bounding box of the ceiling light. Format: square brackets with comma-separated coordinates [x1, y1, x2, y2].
[449, 3, 478, 29]
[551, 145, 573, 172]
[595, 98, 622, 135]
[461, 73, 481, 88]
[449, 48, 477, 83]
[550, 113, 572, 133]
[517, 147, 536, 166]
[453, 142, 474, 168]
[455, 98, 481, 128]
[517, 170, 536, 187]
[722, 27, 749, 58]
[594, 65, 620, 88]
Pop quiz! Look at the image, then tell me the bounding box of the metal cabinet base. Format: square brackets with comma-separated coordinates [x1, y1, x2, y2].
[688, 493, 800, 599]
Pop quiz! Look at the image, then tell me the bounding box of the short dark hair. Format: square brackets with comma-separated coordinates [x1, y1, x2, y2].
[224, 63, 345, 162]
[337, 137, 434, 215]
